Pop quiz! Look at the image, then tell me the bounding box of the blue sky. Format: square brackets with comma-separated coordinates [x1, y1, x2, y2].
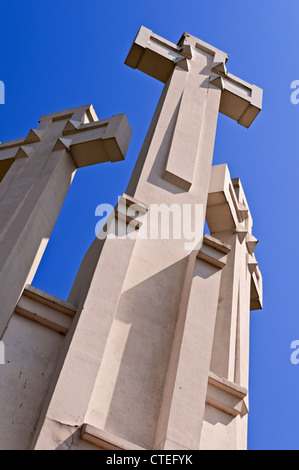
[0, 0, 298, 450]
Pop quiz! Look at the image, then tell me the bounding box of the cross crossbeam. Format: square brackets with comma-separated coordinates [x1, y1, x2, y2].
[125, 27, 262, 194]
[126, 26, 262, 127]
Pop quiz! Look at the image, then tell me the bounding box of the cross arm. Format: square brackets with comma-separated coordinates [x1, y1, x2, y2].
[54, 113, 132, 168]
[181, 30, 263, 128]
[210, 73, 263, 128]
[125, 26, 192, 83]
[0, 105, 133, 170]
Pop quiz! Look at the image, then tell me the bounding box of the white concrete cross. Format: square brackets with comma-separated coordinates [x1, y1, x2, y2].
[125, 27, 262, 193]
[0, 104, 132, 336]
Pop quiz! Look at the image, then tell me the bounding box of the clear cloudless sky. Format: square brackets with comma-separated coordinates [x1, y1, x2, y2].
[0, 0, 298, 450]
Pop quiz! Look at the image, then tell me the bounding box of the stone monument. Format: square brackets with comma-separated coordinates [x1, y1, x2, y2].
[0, 27, 263, 450]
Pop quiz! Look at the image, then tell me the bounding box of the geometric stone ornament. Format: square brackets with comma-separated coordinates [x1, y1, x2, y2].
[247, 253, 259, 275]
[62, 119, 81, 134]
[25, 128, 46, 144]
[235, 226, 248, 243]
[237, 202, 249, 222]
[246, 234, 259, 255]
[52, 137, 72, 152]
[197, 234, 231, 270]
[206, 372, 248, 418]
[15, 145, 34, 159]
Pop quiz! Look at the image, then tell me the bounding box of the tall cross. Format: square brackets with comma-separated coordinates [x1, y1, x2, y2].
[125, 26, 262, 198]
[0, 105, 132, 336]
[23, 28, 263, 451]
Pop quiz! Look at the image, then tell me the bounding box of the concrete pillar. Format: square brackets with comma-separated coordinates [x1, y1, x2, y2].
[200, 164, 262, 450]
[32, 196, 147, 449]
[154, 236, 231, 450]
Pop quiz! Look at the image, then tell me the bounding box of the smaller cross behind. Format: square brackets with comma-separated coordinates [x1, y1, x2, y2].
[0, 105, 131, 175]
[0, 104, 132, 337]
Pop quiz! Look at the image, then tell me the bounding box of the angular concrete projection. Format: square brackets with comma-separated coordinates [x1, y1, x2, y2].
[0, 105, 132, 340]
[0, 26, 263, 451]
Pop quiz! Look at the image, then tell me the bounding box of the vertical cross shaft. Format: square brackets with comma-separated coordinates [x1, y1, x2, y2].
[0, 105, 132, 337]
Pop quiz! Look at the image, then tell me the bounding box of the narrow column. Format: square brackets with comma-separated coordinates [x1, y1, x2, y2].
[154, 235, 231, 450]
[203, 164, 262, 449]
